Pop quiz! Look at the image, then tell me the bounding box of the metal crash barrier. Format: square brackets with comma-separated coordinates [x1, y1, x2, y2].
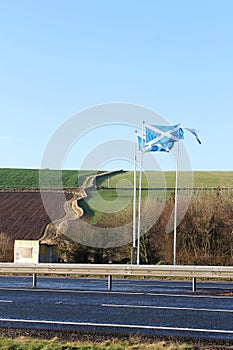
[0, 263, 232, 292]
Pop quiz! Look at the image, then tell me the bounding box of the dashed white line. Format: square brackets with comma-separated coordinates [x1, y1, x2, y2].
[0, 318, 233, 335]
[0, 300, 12, 303]
[101, 303, 233, 313]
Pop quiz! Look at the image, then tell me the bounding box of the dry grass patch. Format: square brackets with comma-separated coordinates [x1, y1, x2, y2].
[0, 336, 195, 350]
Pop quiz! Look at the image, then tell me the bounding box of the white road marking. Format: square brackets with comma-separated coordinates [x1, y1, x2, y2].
[147, 293, 233, 299]
[0, 317, 233, 334]
[0, 300, 12, 303]
[0, 287, 232, 299]
[0, 287, 145, 296]
[102, 303, 233, 313]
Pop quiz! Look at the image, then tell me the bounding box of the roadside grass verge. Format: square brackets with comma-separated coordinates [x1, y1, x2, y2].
[0, 336, 194, 349]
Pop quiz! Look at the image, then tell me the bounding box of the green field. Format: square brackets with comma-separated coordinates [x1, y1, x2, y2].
[0, 168, 232, 189]
[81, 171, 233, 222]
[0, 168, 98, 188]
[97, 171, 233, 189]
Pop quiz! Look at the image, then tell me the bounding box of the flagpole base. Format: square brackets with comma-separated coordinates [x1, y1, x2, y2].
[131, 247, 137, 264]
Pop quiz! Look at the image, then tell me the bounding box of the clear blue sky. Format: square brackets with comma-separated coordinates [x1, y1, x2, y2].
[0, 0, 232, 171]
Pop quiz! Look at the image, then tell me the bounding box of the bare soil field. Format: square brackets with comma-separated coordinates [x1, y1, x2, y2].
[0, 191, 72, 241]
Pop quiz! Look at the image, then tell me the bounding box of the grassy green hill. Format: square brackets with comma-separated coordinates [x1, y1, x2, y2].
[0, 168, 232, 189]
[80, 170, 233, 223]
[97, 171, 233, 189]
[0, 168, 98, 188]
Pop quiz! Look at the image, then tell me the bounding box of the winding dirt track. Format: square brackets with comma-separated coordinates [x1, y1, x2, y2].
[0, 171, 121, 248]
[51, 170, 121, 235]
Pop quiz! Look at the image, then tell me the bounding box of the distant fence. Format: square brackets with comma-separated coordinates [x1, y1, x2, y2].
[97, 187, 233, 191]
[0, 263, 232, 292]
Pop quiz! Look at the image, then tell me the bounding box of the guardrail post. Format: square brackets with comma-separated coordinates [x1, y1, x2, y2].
[108, 275, 112, 290]
[192, 277, 196, 292]
[32, 273, 37, 288]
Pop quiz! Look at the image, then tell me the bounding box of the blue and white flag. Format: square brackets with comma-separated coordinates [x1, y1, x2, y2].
[137, 133, 168, 153]
[137, 133, 146, 151]
[145, 123, 184, 151]
[183, 127, 201, 144]
[137, 123, 201, 153]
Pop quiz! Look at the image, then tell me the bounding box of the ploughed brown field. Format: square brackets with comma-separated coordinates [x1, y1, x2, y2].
[0, 191, 72, 240]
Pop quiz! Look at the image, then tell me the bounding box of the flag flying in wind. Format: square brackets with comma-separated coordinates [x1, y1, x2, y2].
[137, 133, 168, 152]
[183, 127, 201, 144]
[137, 123, 201, 153]
[145, 123, 184, 152]
[137, 133, 145, 151]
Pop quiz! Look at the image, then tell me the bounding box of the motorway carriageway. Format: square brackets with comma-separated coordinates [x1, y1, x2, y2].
[0, 276, 232, 341]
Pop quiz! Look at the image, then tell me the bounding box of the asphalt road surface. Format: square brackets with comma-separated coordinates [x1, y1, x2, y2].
[0, 276, 232, 341]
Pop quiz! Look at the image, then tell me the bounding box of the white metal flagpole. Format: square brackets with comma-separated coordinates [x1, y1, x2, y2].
[136, 121, 146, 265]
[133, 131, 137, 253]
[173, 141, 180, 265]
[137, 145, 143, 265]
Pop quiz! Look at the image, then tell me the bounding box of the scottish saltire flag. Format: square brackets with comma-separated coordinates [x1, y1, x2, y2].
[137, 133, 168, 152]
[183, 127, 201, 144]
[145, 123, 184, 151]
[144, 123, 201, 150]
[137, 133, 145, 151]
[137, 123, 201, 153]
